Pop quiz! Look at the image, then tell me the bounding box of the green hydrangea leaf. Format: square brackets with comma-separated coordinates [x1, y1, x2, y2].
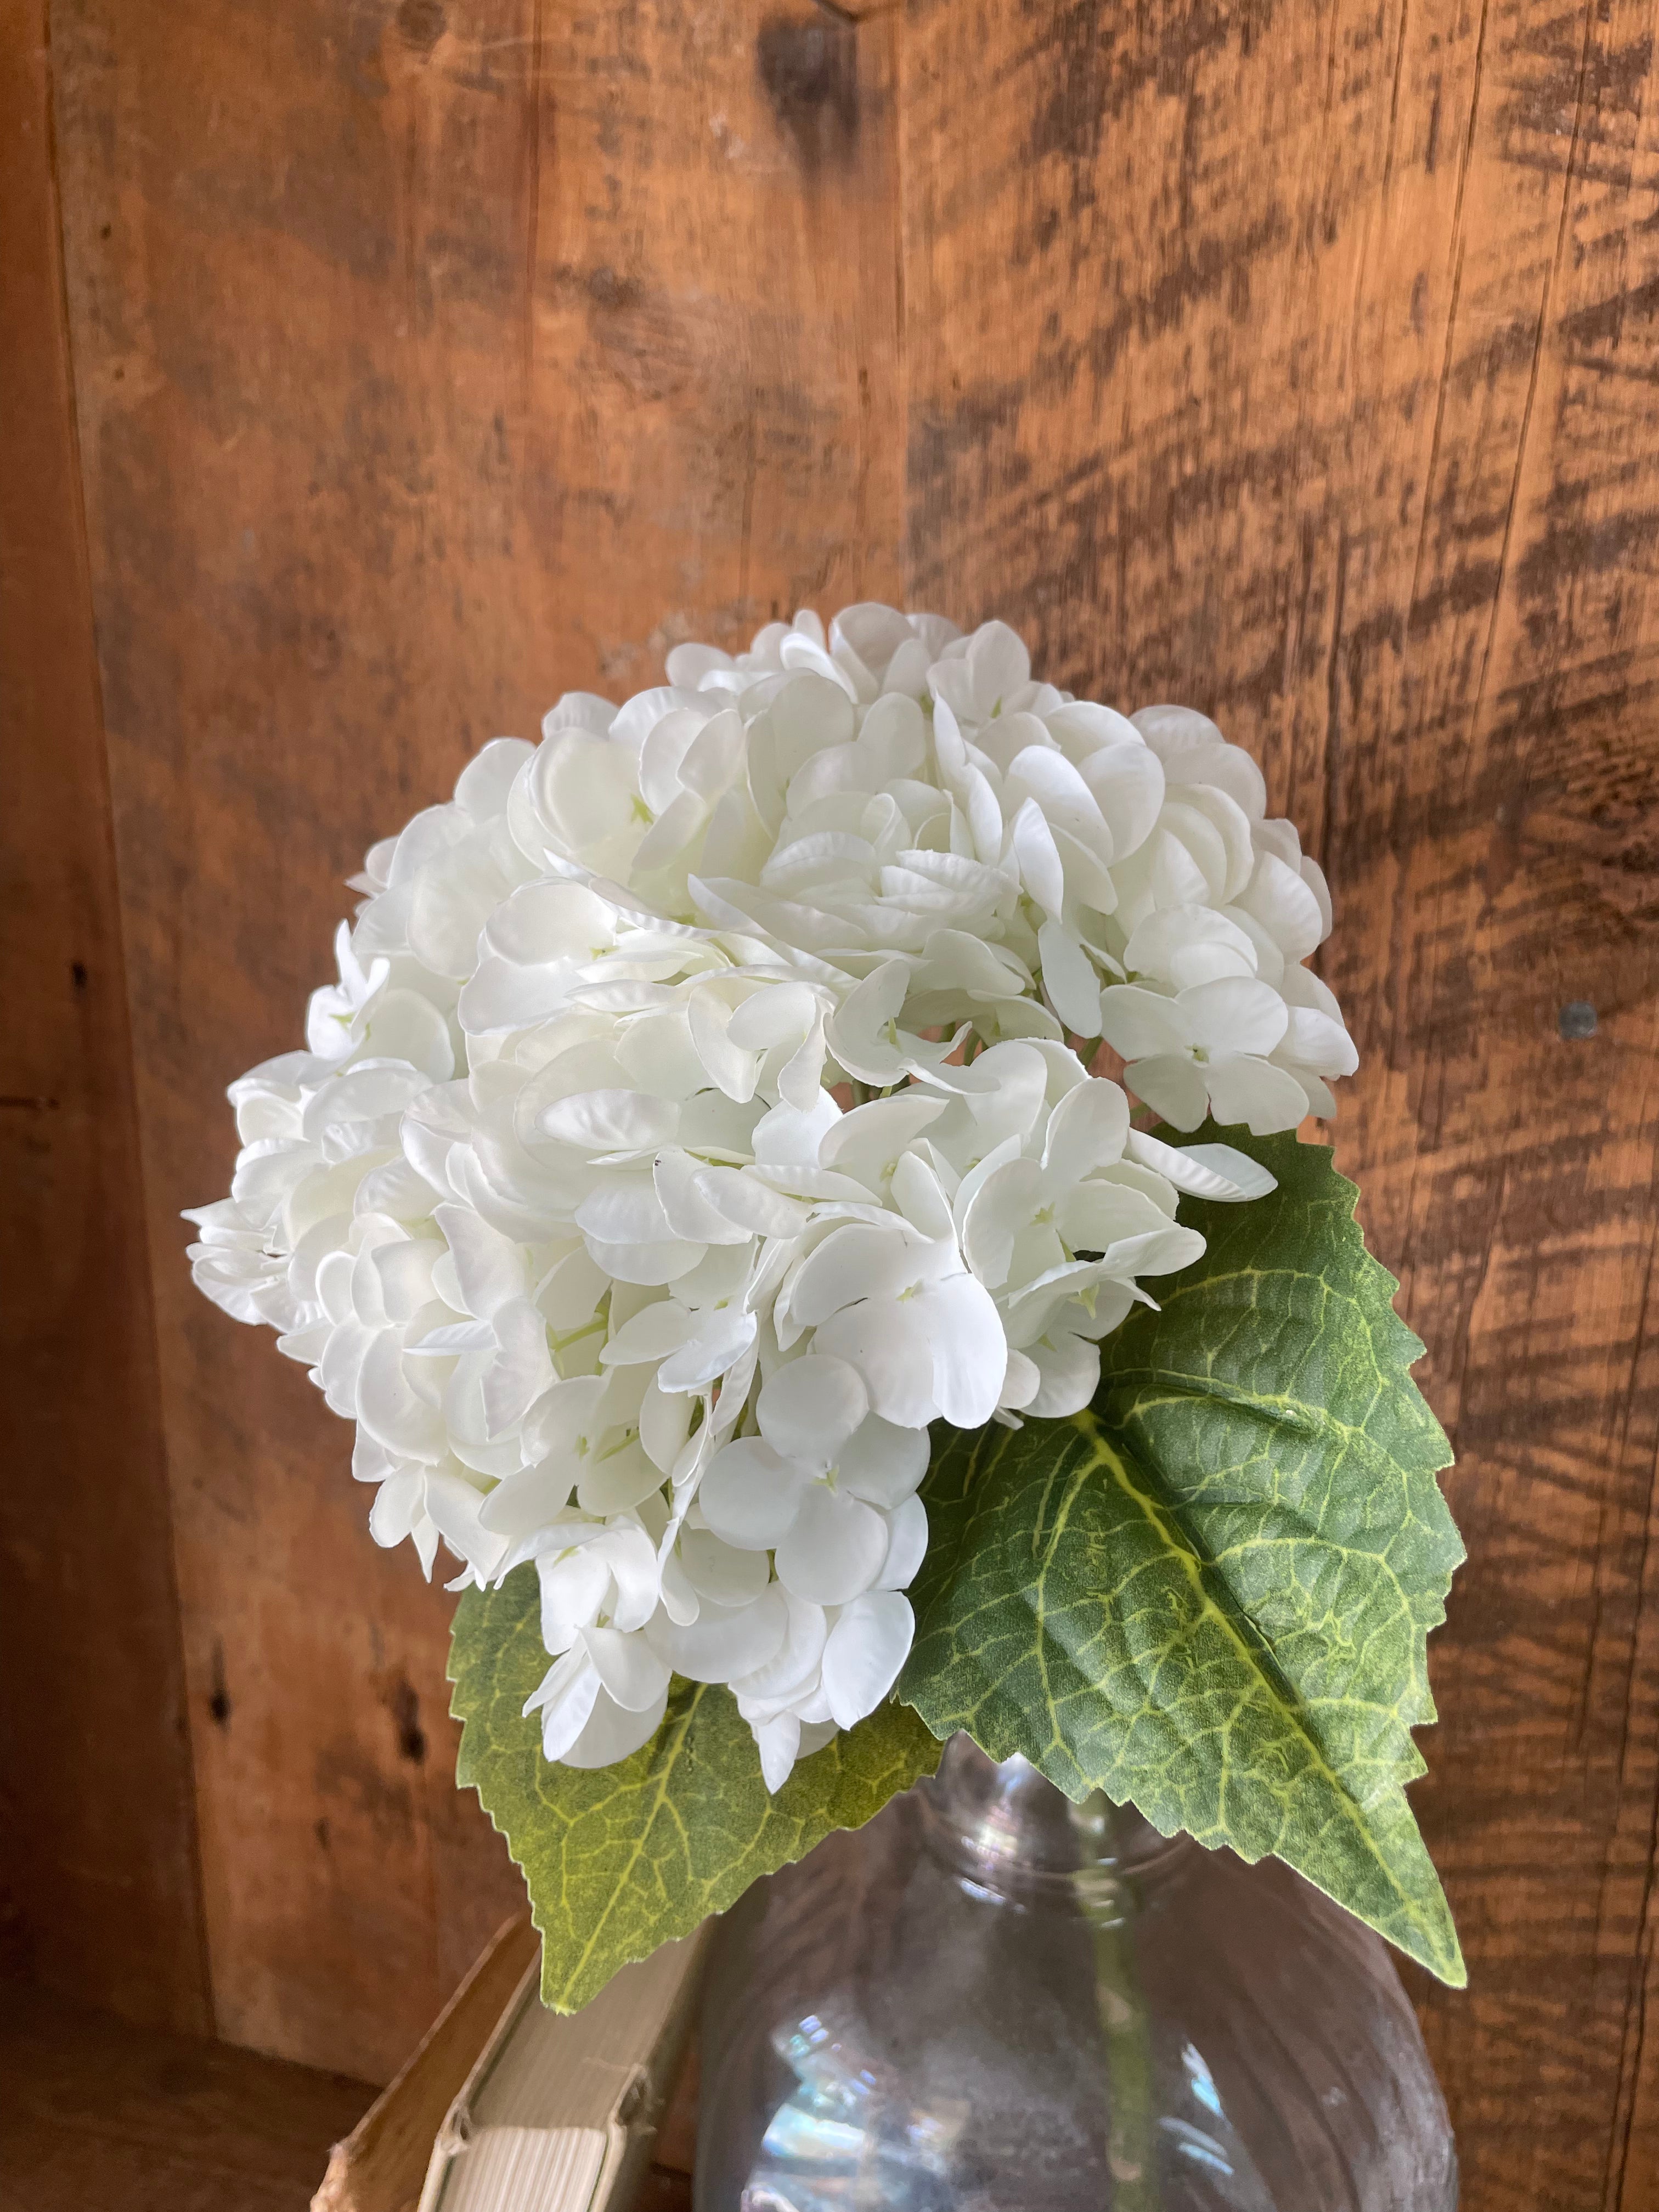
[900, 1126, 1465, 1986]
[449, 1565, 943, 2011]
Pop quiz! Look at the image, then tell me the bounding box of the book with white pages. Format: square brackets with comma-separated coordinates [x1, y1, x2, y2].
[417, 1925, 710, 2212]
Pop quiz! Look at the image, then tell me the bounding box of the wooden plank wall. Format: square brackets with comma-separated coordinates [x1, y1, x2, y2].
[9, 0, 1656, 2198]
[0, 0, 209, 2034]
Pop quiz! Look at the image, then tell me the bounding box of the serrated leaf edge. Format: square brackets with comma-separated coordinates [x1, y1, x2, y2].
[1061, 1405, 1464, 1986]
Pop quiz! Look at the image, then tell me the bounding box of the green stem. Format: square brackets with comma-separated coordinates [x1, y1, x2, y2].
[1092, 1913, 1158, 2210]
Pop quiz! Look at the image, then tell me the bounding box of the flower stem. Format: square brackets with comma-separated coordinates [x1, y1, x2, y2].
[1092, 1913, 1158, 2210]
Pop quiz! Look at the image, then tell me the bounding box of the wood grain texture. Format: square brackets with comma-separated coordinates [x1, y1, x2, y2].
[0, 0, 208, 2031]
[35, 0, 1659, 2198]
[48, 0, 904, 2078]
[902, 1, 1659, 2203]
[0, 1977, 371, 2212]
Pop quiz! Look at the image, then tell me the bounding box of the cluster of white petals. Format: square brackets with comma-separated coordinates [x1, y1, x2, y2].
[188, 607, 1352, 1791]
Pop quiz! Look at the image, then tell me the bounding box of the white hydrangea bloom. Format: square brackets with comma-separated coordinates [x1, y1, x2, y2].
[188, 606, 1351, 1792]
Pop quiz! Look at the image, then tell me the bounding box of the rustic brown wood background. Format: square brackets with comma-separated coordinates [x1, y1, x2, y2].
[6, 0, 1659, 2200]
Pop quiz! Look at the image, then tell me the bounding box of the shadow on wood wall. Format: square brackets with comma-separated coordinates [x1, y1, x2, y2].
[4, 0, 1658, 2201]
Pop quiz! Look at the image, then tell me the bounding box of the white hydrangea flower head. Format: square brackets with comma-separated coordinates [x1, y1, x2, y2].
[187, 606, 1351, 1791]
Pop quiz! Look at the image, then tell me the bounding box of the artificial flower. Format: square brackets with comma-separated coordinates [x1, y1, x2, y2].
[188, 606, 1351, 1792]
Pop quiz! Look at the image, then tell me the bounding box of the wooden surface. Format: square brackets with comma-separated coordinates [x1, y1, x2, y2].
[7, 0, 1657, 2204]
[0, 1976, 373, 2212]
[0, 0, 209, 2029]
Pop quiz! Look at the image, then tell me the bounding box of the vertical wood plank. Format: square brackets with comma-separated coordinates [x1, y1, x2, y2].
[49, 0, 903, 2075]
[0, 0, 208, 2032]
[902, 2, 1659, 2204]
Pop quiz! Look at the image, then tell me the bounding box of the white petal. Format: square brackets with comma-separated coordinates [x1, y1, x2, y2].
[580, 1624, 673, 1713]
[1237, 851, 1325, 961]
[1012, 799, 1065, 918]
[614, 1007, 707, 1099]
[751, 1091, 844, 1167]
[534, 1245, 610, 1331]
[646, 1584, 788, 1683]
[357, 1334, 447, 1462]
[434, 1203, 528, 1318]
[775, 1485, 889, 1605]
[1280, 1004, 1358, 1078]
[692, 1166, 810, 1240]
[678, 1530, 772, 1607]
[482, 1297, 555, 1435]
[537, 1543, 612, 1649]
[818, 1091, 947, 1181]
[1123, 1053, 1211, 1130]
[919, 1274, 1009, 1430]
[478, 1458, 578, 1535]
[811, 1297, 938, 1427]
[889, 1151, 955, 1243]
[998, 1349, 1041, 1410]
[701, 1437, 813, 1548]
[835, 1414, 929, 1505]
[605, 1523, 667, 1633]
[728, 981, 819, 1052]
[538, 1089, 679, 1150]
[1075, 737, 1165, 857]
[576, 1439, 664, 1515]
[825, 960, 910, 1081]
[456, 735, 534, 821]
[873, 1495, 928, 1590]
[1025, 1330, 1100, 1417]
[1125, 905, 1259, 990]
[1300, 855, 1334, 938]
[1041, 1076, 1131, 1184]
[967, 618, 1031, 711]
[405, 1317, 495, 1356]
[524, 731, 641, 878]
[1037, 921, 1103, 1038]
[654, 1147, 752, 1245]
[1177, 977, 1288, 1058]
[459, 956, 576, 1036]
[731, 1589, 829, 1700]
[1292, 1070, 1338, 1118]
[408, 836, 514, 981]
[601, 1299, 697, 1365]
[640, 1372, 695, 1472]
[368, 1469, 423, 1549]
[1008, 746, 1113, 865]
[754, 1712, 802, 1794]
[688, 989, 759, 1102]
[962, 1158, 1043, 1291]
[820, 1592, 914, 1730]
[526, 1650, 603, 1763]
[1099, 984, 1190, 1062]
[1203, 1055, 1311, 1135]
[486, 878, 617, 964]
[356, 990, 455, 1080]
[1058, 1181, 1175, 1256]
[659, 1547, 701, 1627]
[562, 1682, 668, 1768]
[789, 1222, 932, 1327]
[1096, 1221, 1205, 1280]
[1126, 1132, 1278, 1203]
[657, 1305, 758, 1392]
[757, 1353, 870, 1468]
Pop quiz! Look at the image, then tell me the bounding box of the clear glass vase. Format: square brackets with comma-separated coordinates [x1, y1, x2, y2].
[695, 1736, 1457, 2211]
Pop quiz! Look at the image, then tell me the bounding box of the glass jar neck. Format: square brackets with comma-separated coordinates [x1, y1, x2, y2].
[921, 1734, 1180, 1910]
